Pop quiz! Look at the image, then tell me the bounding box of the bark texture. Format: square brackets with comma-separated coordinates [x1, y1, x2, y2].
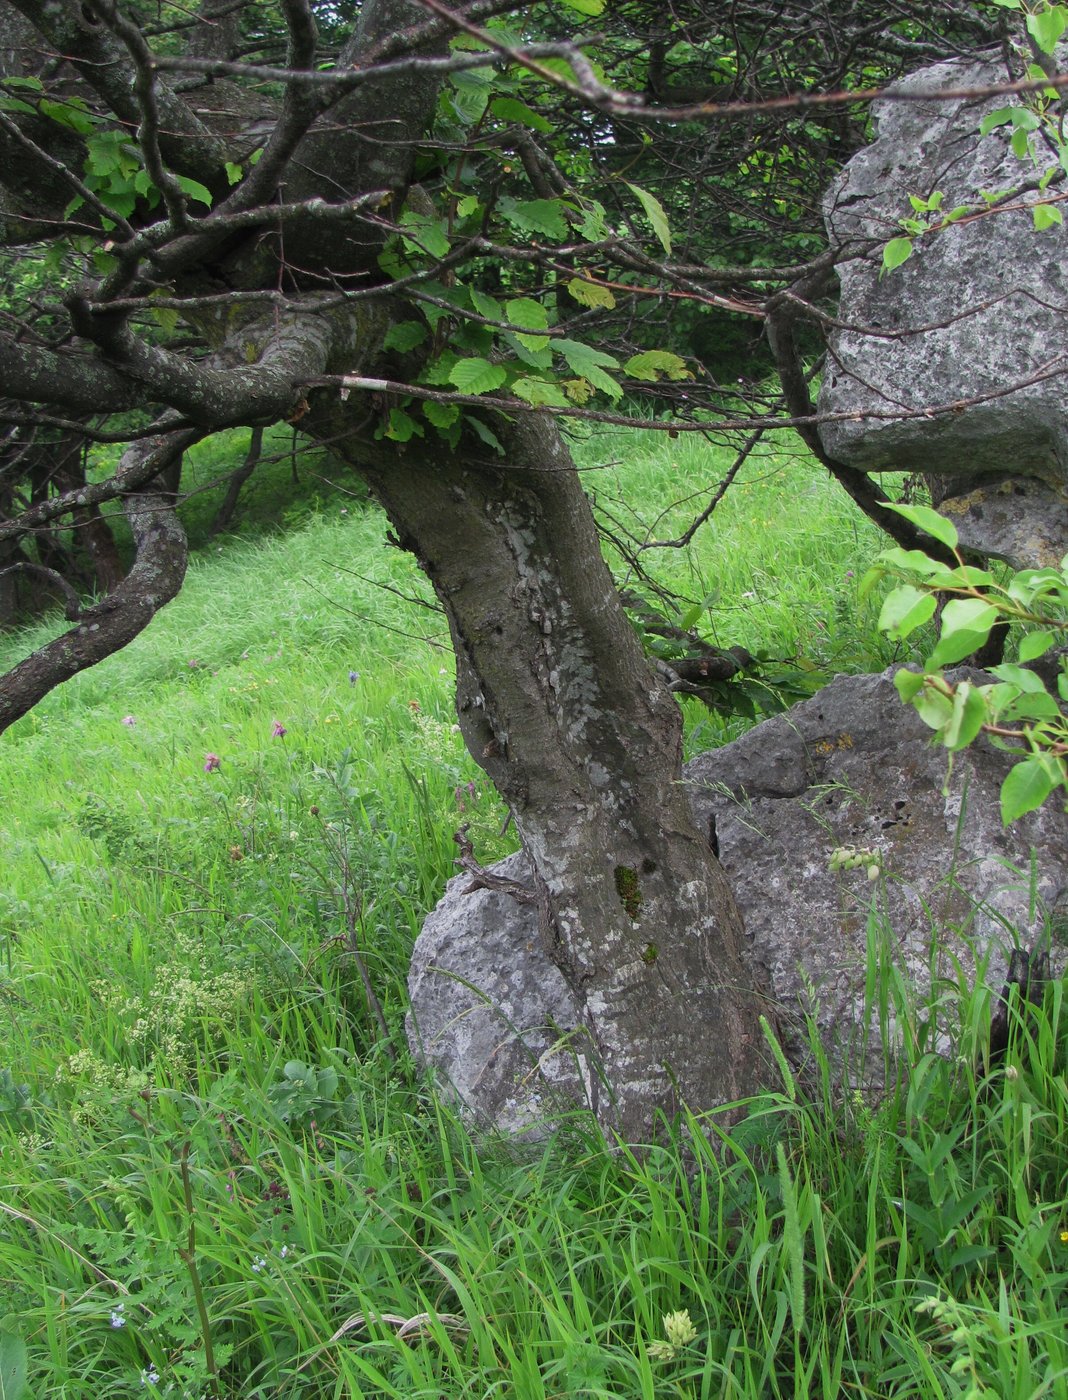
[314, 407, 770, 1138]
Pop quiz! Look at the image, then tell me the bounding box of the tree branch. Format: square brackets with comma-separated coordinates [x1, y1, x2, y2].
[0, 433, 189, 733]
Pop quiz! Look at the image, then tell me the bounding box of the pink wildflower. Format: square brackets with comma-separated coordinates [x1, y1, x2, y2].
[271, 721, 287, 738]
[203, 753, 221, 773]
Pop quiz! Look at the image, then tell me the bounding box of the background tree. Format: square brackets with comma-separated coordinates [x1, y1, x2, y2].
[0, 0, 1002, 1139]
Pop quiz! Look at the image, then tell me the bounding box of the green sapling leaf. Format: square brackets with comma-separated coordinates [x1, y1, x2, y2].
[880, 502, 959, 549]
[881, 236, 913, 272]
[1001, 755, 1057, 823]
[943, 682, 987, 751]
[878, 584, 937, 640]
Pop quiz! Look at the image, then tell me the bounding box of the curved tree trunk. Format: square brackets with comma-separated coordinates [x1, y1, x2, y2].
[315, 407, 770, 1141]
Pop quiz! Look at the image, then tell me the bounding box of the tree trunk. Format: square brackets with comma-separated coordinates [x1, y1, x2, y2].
[315, 407, 770, 1140]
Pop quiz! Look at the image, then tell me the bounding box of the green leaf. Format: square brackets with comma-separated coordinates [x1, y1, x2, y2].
[881, 236, 913, 273]
[470, 289, 503, 322]
[422, 399, 460, 429]
[573, 200, 609, 241]
[1001, 756, 1057, 824]
[505, 297, 549, 332]
[176, 175, 213, 208]
[224, 161, 243, 185]
[979, 107, 1016, 135]
[383, 321, 428, 353]
[943, 681, 988, 751]
[913, 684, 955, 732]
[489, 96, 552, 133]
[989, 663, 1050, 693]
[566, 276, 616, 309]
[1027, 4, 1068, 53]
[382, 408, 423, 442]
[150, 305, 180, 336]
[925, 598, 999, 667]
[399, 211, 450, 259]
[880, 502, 959, 550]
[499, 197, 569, 240]
[894, 669, 926, 703]
[1018, 629, 1057, 662]
[1033, 202, 1063, 230]
[449, 358, 507, 395]
[624, 181, 672, 254]
[511, 376, 570, 407]
[623, 350, 690, 382]
[557, 0, 605, 13]
[878, 584, 937, 640]
[39, 95, 96, 134]
[0, 1328, 28, 1400]
[465, 414, 505, 453]
[552, 338, 622, 398]
[1011, 127, 1031, 159]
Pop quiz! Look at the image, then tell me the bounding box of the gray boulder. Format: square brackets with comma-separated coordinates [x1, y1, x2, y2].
[407, 671, 1067, 1132]
[818, 52, 1068, 565]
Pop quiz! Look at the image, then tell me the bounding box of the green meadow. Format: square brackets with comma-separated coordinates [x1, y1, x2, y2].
[1, 428, 1065, 1398]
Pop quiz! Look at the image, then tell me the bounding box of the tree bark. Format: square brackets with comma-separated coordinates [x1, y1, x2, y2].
[312, 405, 770, 1139]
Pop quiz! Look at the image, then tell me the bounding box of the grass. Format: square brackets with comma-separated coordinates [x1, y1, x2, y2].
[0, 428, 1065, 1399]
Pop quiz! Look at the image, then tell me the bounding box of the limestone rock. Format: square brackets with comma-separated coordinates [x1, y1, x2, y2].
[818, 53, 1068, 565]
[406, 671, 1067, 1132]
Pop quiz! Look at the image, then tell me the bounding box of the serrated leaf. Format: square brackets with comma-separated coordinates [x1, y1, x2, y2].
[566, 277, 616, 309]
[418, 351, 459, 386]
[470, 289, 502, 322]
[455, 193, 481, 218]
[1033, 202, 1063, 230]
[465, 415, 505, 454]
[882, 236, 913, 273]
[511, 376, 569, 407]
[150, 305, 180, 336]
[225, 161, 243, 185]
[449, 358, 507, 395]
[878, 584, 937, 640]
[880, 502, 959, 550]
[505, 297, 549, 332]
[574, 200, 608, 241]
[489, 96, 553, 133]
[39, 96, 96, 134]
[175, 175, 212, 207]
[624, 181, 671, 254]
[383, 408, 423, 442]
[399, 211, 450, 259]
[383, 321, 428, 353]
[553, 338, 622, 398]
[1001, 756, 1057, 824]
[499, 197, 569, 240]
[422, 399, 460, 429]
[562, 377, 594, 404]
[623, 350, 690, 381]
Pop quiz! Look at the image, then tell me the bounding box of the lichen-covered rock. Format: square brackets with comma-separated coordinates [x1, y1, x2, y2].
[407, 671, 1067, 1131]
[818, 53, 1068, 565]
